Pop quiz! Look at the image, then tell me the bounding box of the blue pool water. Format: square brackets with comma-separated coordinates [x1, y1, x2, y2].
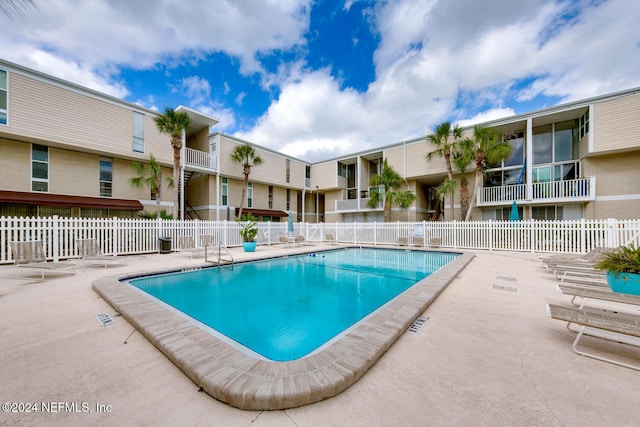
[128, 248, 458, 361]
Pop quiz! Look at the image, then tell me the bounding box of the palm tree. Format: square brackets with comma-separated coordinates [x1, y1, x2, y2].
[462, 125, 514, 221]
[426, 122, 463, 220]
[0, 0, 37, 21]
[154, 108, 191, 219]
[451, 146, 474, 220]
[230, 143, 263, 218]
[368, 159, 416, 222]
[130, 154, 171, 218]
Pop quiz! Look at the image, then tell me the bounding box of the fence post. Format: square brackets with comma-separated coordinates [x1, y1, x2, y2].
[453, 220, 458, 249]
[606, 218, 618, 248]
[113, 217, 119, 256]
[52, 215, 59, 262]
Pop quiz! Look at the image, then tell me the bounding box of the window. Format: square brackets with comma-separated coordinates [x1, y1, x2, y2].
[286, 189, 291, 210]
[221, 177, 228, 205]
[31, 144, 49, 192]
[132, 111, 145, 153]
[100, 157, 113, 197]
[503, 132, 524, 167]
[285, 159, 290, 183]
[247, 182, 253, 208]
[0, 69, 7, 125]
[532, 205, 563, 221]
[579, 108, 589, 139]
[268, 185, 273, 208]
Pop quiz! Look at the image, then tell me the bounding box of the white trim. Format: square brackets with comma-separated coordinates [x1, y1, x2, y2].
[596, 194, 640, 201]
[588, 104, 594, 153]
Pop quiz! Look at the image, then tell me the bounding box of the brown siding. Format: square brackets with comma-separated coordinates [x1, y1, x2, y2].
[0, 139, 30, 191]
[7, 73, 172, 164]
[592, 93, 640, 153]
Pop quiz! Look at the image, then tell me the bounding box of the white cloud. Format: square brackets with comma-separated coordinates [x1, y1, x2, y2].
[2, 0, 639, 164]
[235, 0, 640, 161]
[0, 0, 312, 95]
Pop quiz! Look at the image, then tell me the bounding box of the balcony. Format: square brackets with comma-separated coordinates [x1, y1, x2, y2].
[335, 198, 383, 212]
[184, 147, 217, 172]
[478, 177, 596, 206]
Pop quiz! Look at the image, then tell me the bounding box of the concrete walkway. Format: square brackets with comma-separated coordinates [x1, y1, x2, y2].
[1, 246, 638, 426]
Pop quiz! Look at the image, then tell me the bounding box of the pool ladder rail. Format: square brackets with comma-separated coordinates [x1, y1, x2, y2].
[205, 242, 234, 267]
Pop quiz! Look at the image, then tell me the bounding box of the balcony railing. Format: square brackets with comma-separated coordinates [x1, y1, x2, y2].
[335, 198, 383, 212]
[478, 177, 595, 206]
[184, 147, 216, 171]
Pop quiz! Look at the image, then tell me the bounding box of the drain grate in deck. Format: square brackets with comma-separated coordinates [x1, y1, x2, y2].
[408, 317, 429, 333]
[496, 275, 517, 282]
[492, 284, 518, 293]
[96, 313, 115, 327]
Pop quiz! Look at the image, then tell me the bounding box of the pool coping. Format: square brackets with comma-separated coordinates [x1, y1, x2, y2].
[92, 247, 474, 410]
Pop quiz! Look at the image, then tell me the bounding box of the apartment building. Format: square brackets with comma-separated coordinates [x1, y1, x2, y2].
[316, 89, 640, 222]
[0, 59, 309, 221]
[1, 58, 639, 222]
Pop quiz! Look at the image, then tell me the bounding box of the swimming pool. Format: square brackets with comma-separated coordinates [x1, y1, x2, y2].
[128, 248, 458, 361]
[93, 247, 474, 409]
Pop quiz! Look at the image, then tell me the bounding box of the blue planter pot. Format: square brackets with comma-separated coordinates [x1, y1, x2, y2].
[242, 242, 257, 252]
[606, 271, 640, 295]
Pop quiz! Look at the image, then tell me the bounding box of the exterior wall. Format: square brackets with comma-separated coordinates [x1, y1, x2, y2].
[583, 151, 640, 219]
[218, 135, 306, 189]
[385, 138, 448, 178]
[188, 128, 210, 152]
[49, 149, 98, 196]
[6, 70, 172, 164]
[0, 138, 30, 191]
[311, 162, 337, 189]
[592, 93, 640, 153]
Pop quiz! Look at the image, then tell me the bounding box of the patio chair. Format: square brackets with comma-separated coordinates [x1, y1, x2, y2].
[76, 238, 125, 268]
[411, 236, 425, 247]
[10, 241, 76, 279]
[396, 236, 408, 246]
[325, 234, 338, 245]
[428, 237, 442, 248]
[176, 235, 206, 258]
[279, 235, 292, 248]
[546, 302, 640, 371]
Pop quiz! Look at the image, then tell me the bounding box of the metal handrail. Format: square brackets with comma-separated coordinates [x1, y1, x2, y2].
[205, 242, 234, 267]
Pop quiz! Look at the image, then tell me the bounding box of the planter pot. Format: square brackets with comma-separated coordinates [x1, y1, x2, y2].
[606, 271, 640, 295]
[242, 242, 257, 252]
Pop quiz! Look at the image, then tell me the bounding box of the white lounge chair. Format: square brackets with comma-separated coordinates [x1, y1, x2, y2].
[325, 234, 338, 245]
[546, 302, 640, 371]
[176, 235, 206, 258]
[76, 238, 125, 268]
[10, 241, 76, 279]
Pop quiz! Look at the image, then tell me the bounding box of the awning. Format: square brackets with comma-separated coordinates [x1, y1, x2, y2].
[0, 190, 143, 210]
[235, 208, 288, 218]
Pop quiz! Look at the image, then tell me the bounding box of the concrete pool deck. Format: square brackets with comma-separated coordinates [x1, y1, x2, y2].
[1, 245, 638, 425]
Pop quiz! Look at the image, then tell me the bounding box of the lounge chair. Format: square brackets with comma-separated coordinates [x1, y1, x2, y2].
[76, 238, 125, 268]
[325, 234, 338, 245]
[279, 235, 292, 248]
[411, 236, 424, 247]
[176, 235, 206, 258]
[546, 302, 640, 371]
[539, 247, 615, 268]
[396, 236, 408, 246]
[428, 237, 442, 248]
[557, 282, 640, 308]
[10, 241, 76, 279]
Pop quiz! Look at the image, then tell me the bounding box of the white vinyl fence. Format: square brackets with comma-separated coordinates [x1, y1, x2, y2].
[1, 216, 639, 264]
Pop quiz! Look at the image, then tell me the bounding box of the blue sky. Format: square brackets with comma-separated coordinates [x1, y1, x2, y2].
[2, 0, 640, 162]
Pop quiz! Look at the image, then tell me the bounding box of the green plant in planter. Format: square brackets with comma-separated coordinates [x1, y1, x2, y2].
[595, 245, 640, 295]
[595, 245, 640, 274]
[237, 213, 259, 242]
